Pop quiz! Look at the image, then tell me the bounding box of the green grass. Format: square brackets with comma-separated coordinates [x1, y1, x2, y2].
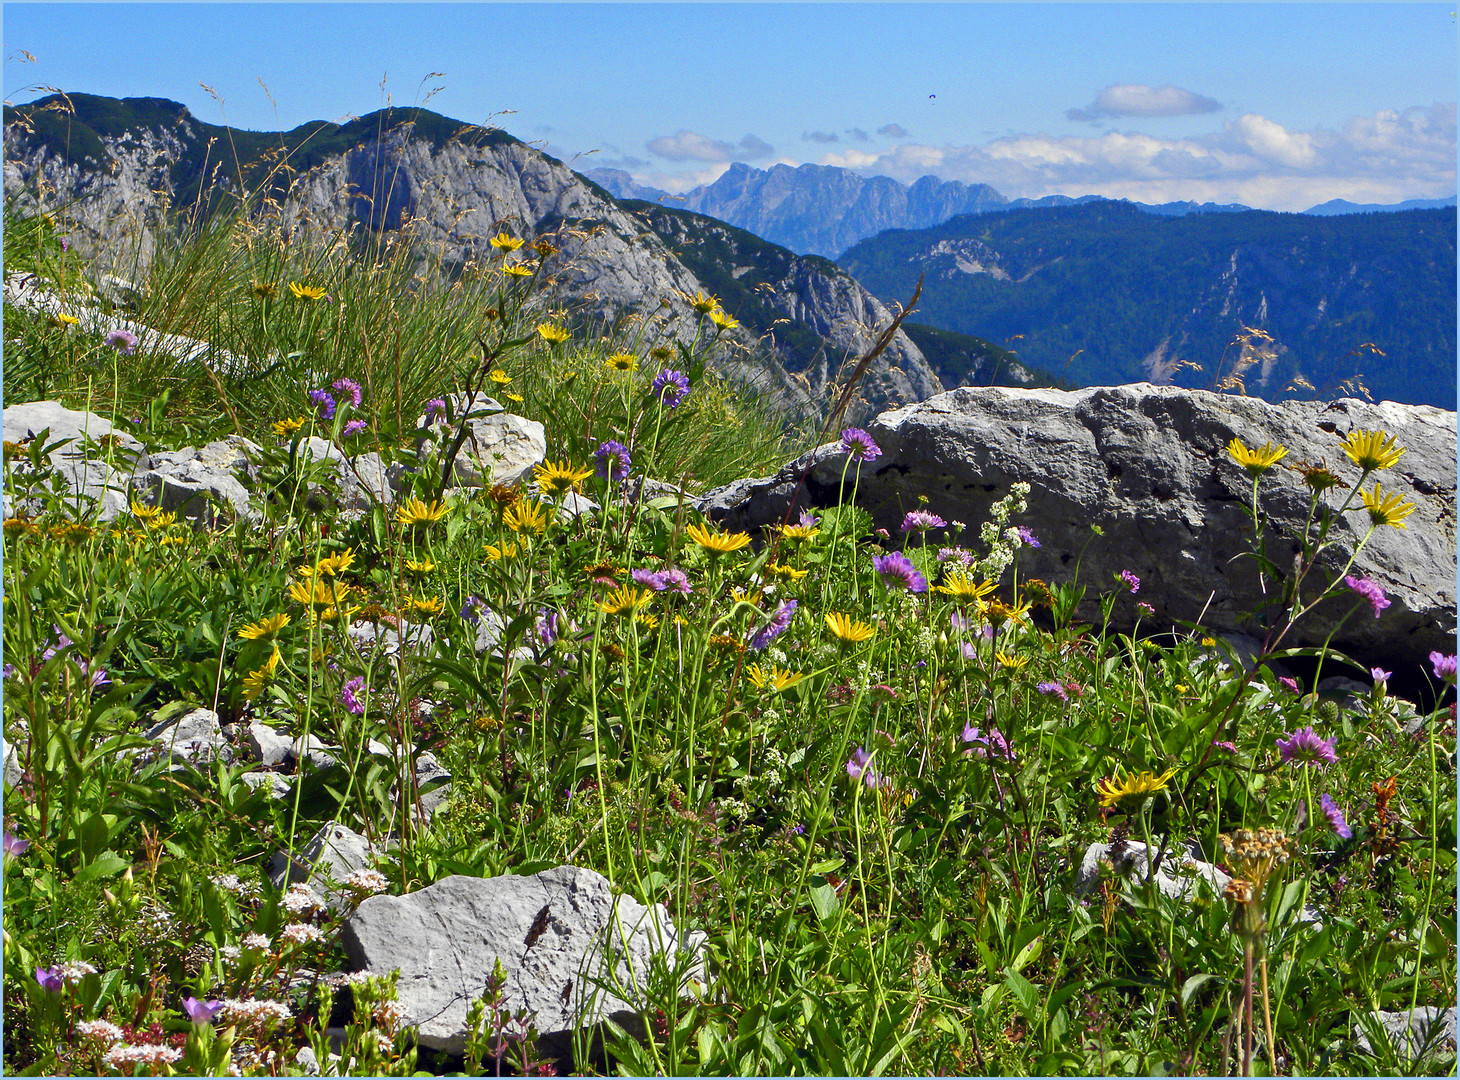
[2, 192, 1455, 1077]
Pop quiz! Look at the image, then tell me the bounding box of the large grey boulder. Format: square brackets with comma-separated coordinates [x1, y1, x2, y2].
[700, 384, 1456, 674]
[340, 866, 706, 1061]
[1354, 1005, 1456, 1064]
[3, 400, 149, 522]
[415, 392, 546, 488]
[132, 436, 263, 527]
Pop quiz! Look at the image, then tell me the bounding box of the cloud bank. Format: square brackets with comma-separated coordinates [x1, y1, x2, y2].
[645, 129, 774, 162]
[1067, 83, 1222, 122]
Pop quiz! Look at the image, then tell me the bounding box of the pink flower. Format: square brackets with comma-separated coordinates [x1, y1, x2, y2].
[872, 551, 927, 593]
[1119, 570, 1140, 594]
[1431, 652, 1457, 683]
[1344, 574, 1390, 618]
[1276, 726, 1338, 768]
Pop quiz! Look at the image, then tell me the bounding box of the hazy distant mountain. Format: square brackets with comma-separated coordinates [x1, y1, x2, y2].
[1303, 196, 1457, 216]
[583, 167, 675, 205]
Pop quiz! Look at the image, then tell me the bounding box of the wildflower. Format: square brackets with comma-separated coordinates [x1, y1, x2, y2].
[404, 558, 435, 574]
[1340, 429, 1405, 472]
[1211, 740, 1238, 754]
[533, 239, 559, 258]
[3, 829, 30, 858]
[687, 291, 719, 315]
[307, 388, 337, 421]
[1276, 726, 1338, 768]
[982, 597, 1031, 630]
[241, 646, 282, 701]
[1370, 667, 1391, 687]
[505, 392, 524, 402]
[750, 600, 798, 650]
[709, 308, 739, 331]
[1319, 794, 1353, 840]
[632, 568, 666, 590]
[104, 328, 137, 354]
[1135, 601, 1155, 616]
[1119, 569, 1140, 594]
[937, 546, 974, 566]
[934, 570, 996, 605]
[1095, 767, 1177, 808]
[825, 612, 875, 644]
[1226, 437, 1288, 477]
[396, 497, 448, 528]
[272, 416, 306, 438]
[503, 498, 549, 534]
[537, 323, 570, 344]
[340, 676, 366, 716]
[288, 578, 348, 609]
[487, 369, 513, 386]
[238, 613, 290, 640]
[252, 281, 278, 299]
[490, 231, 524, 252]
[962, 724, 1015, 761]
[1295, 459, 1343, 492]
[423, 398, 447, 426]
[279, 923, 325, 947]
[1431, 652, 1457, 683]
[582, 560, 621, 584]
[901, 509, 947, 533]
[745, 664, 804, 693]
[1036, 681, 1068, 701]
[658, 567, 692, 594]
[764, 561, 809, 582]
[534, 459, 593, 497]
[342, 419, 368, 437]
[1361, 483, 1416, 529]
[873, 551, 928, 593]
[605, 352, 639, 373]
[1343, 574, 1390, 618]
[651, 368, 691, 408]
[594, 439, 632, 482]
[408, 596, 444, 616]
[288, 282, 327, 301]
[184, 996, 225, 1026]
[1015, 526, 1040, 547]
[846, 747, 883, 788]
[778, 523, 820, 543]
[503, 263, 534, 278]
[50, 312, 79, 327]
[686, 521, 751, 556]
[840, 427, 882, 461]
[1279, 676, 1301, 694]
[599, 585, 651, 616]
[345, 868, 390, 894]
[103, 1044, 183, 1069]
[995, 651, 1029, 670]
[75, 1019, 125, 1047]
[331, 377, 363, 409]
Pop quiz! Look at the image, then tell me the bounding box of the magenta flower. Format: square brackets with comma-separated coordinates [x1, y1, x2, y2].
[423, 398, 447, 426]
[961, 724, 1014, 761]
[1035, 681, 1068, 701]
[594, 440, 632, 482]
[900, 509, 947, 533]
[331, 377, 363, 409]
[1319, 794, 1352, 839]
[1276, 726, 1338, 768]
[1119, 570, 1140, 594]
[1211, 740, 1238, 754]
[340, 677, 366, 716]
[937, 547, 974, 566]
[632, 568, 665, 590]
[846, 747, 878, 786]
[1431, 651, 1457, 683]
[307, 388, 337, 421]
[104, 329, 137, 354]
[3, 830, 30, 858]
[650, 369, 690, 409]
[658, 567, 692, 595]
[36, 966, 64, 993]
[1344, 574, 1390, 619]
[749, 600, 797, 651]
[342, 419, 368, 437]
[1136, 602, 1155, 617]
[840, 427, 882, 461]
[872, 551, 928, 593]
[1279, 676, 1301, 694]
[1015, 526, 1040, 548]
[183, 996, 225, 1026]
[1371, 667, 1392, 686]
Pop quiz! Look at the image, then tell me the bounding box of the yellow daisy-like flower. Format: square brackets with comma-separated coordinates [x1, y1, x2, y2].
[634, 609, 660, 631]
[825, 612, 876, 644]
[238, 612, 291, 640]
[709, 309, 739, 331]
[686, 521, 751, 555]
[730, 586, 763, 607]
[487, 483, 521, 508]
[408, 595, 445, 616]
[51, 522, 95, 545]
[488, 369, 513, 385]
[534, 460, 594, 498]
[934, 570, 997, 605]
[503, 498, 549, 535]
[2, 440, 28, 461]
[396, 498, 449, 528]
[50, 312, 80, 327]
[1226, 437, 1288, 478]
[777, 523, 820, 543]
[288, 578, 349, 610]
[143, 510, 177, 532]
[483, 541, 520, 561]
[995, 651, 1029, 670]
[490, 231, 525, 252]
[287, 281, 327, 301]
[746, 664, 805, 692]
[533, 239, 559, 258]
[299, 548, 356, 578]
[687, 291, 719, 315]
[158, 534, 189, 548]
[583, 560, 621, 583]
[605, 353, 638, 373]
[1095, 766, 1178, 808]
[312, 604, 361, 627]
[598, 585, 651, 616]
[503, 263, 534, 279]
[272, 416, 307, 438]
[130, 499, 161, 523]
[764, 562, 809, 582]
[1361, 483, 1416, 529]
[1293, 459, 1343, 492]
[242, 646, 282, 701]
[252, 281, 278, 300]
[3, 516, 42, 540]
[1341, 429, 1406, 473]
[404, 558, 436, 574]
[505, 393, 524, 403]
[537, 323, 570, 344]
[982, 597, 1031, 630]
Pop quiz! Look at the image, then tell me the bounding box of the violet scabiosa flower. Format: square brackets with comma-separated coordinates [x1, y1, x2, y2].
[901, 509, 947, 533]
[1431, 651, 1457, 683]
[797, 511, 819, 528]
[340, 677, 366, 716]
[873, 551, 928, 593]
[937, 546, 974, 567]
[1279, 676, 1301, 695]
[658, 567, 692, 595]
[1344, 574, 1390, 619]
[839, 427, 882, 461]
[307, 389, 337, 421]
[594, 440, 632, 482]
[1319, 794, 1353, 840]
[1119, 570, 1140, 594]
[1035, 681, 1068, 701]
[342, 419, 368, 437]
[1135, 601, 1155, 616]
[104, 329, 137, 354]
[650, 369, 690, 409]
[1276, 726, 1338, 768]
[632, 568, 666, 590]
[1015, 526, 1040, 548]
[423, 398, 447, 426]
[331, 377, 363, 409]
[749, 600, 797, 651]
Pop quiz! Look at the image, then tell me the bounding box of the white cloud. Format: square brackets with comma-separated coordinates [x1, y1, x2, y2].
[1067, 83, 1221, 122]
[803, 130, 839, 144]
[877, 123, 910, 138]
[645, 129, 774, 163]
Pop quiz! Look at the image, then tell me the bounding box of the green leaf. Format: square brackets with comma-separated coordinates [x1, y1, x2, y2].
[1180, 972, 1222, 1007]
[808, 878, 840, 924]
[72, 850, 129, 882]
[1003, 970, 1041, 1021]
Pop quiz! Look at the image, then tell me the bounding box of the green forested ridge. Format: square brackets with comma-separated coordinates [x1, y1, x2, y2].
[841, 201, 1457, 407]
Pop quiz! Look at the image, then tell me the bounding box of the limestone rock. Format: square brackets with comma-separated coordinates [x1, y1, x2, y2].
[132, 436, 262, 527]
[143, 707, 233, 767]
[1354, 1005, 1456, 1064]
[415, 393, 546, 489]
[4, 399, 148, 522]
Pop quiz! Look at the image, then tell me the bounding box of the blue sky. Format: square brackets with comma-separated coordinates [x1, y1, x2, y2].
[4, 3, 1455, 210]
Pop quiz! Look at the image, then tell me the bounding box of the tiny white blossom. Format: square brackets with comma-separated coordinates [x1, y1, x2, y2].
[279, 922, 325, 947]
[75, 1019, 125, 1046]
[345, 869, 389, 895]
[242, 933, 272, 952]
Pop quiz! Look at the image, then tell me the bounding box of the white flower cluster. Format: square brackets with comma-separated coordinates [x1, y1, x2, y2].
[242, 932, 272, 952]
[220, 997, 292, 1034]
[279, 923, 326, 947]
[75, 1019, 125, 1047]
[345, 868, 389, 895]
[281, 883, 326, 918]
[371, 999, 411, 1037]
[53, 960, 98, 983]
[102, 1044, 183, 1068]
[975, 483, 1030, 583]
[210, 873, 262, 900]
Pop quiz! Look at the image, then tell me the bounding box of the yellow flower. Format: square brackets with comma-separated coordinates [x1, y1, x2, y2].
[503, 263, 534, 278]
[687, 291, 719, 315]
[709, 309, 739, 331]
[130, 499, 161, 523]
[1341, 429, 1405, 472]
[1095, 766, 1178, 808]
[252, 281, 278, 300]
[777, 523, 820, 543]
[288, 578, 349, 609]
[746, 664, 804, 692]
[764, 562, 809, 582]
[490, 231, 525, 252]
[3, 517, 41, 540]
[605, 353, 638, 373]
[534, 459, 593, 497]
[532, 239, 559, 258]
[49, 312, 80, 327]
[537, 323, 570, 344]
[825, 612, 875, 644]
[598, 585, 651, 616]
[1361, 483, 1416, 529]
[482, 369, 511, 387]
[483, 541, 520, 561]
[242, 646, 282, 701]
[272, 417, 307, 438]
[634, 609, 660, 631]
[730, 586, 763, 607]
[686, 521, 751, 555]
[51, 522, 95, 545]
[506, 393, 524, 403]
[934, 570, 997, 605]
[395, 498, 448, 528]
[1226, 437, 1288, 478]
[1293, 459, 1343, 492]
[239, 612, 291, 640]
[404, 558, 436, 574]
[158, 534, 189, 547]
[503, 498, 549, 535]
[995, 651, 1029, 670]
[409, 595, 445, 616]
[144, 510, 177, 532]
[287, 281, 327, 301]
[300, 548, 356, 578]
[982, 597, 1031, 630]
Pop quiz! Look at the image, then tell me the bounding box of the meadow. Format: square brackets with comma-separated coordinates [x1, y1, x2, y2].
[1, 182, 1455, 1077]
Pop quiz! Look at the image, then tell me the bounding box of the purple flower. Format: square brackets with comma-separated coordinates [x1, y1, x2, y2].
[3, 830, 30, 858]
[104, 329, 137, 354]
[749, 600, 797, 651]
[650, 369, 690, 409]
[872, 551, 928, 593]
[1276, 726, 1338, 768]
[2, 664, 13, 680]
[1344, 574, 1390, 619]
[797, 512, 819, 528]
[183, 996, 225, 1026]
[60, 237, 69, 252]
[423, 398, 447, 426]
[961, 724, 1015, 761]
[459, 596, 484, 624]
[1015, 526, 1040, 548]
[1035, 681, 1068, 701]
[1279, 676, 1301, 694]
[1370, 667, 1392, 686]
[840, 427, 882, 461]
[1211, 740, 1238, 754]
[658, 567, 692, 595]
[632, 568, 665, 590]
[36, 966, 64, 994]
[331, 378, 363, 409]
[1319, 793, 1353, 840]
[1431, 651, 1457, 683]
[846, 747, 884, 788]
[901, 509, 947, 533]
[1136, 601, 1155, 617]
[594, 440, 632, 482]
[308, 388, 337, 421]
[340, 677, 366, 716]
[937, 546, 974, 567]
[536, 609, 563, 648]
[342, 419, 367, 437]
[1119, 570, 1140, 594]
